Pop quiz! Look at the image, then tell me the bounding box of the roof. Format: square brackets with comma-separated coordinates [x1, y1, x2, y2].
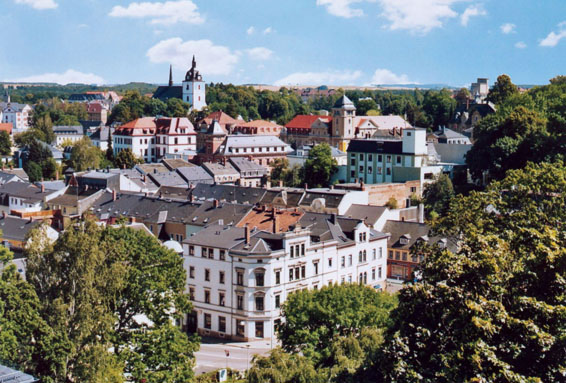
[300, 190, 348, 209]
[200, 111, 238, 128]
[237, 207, 304, 233]
[89, 126, 114, 141]
[161, 158, 193, 170]
[0, 123, 12, 134]
[333, 95, 356, 110]
[228, 157, 268, 175]
[0, 171, 23, 186]
[152, 85, 183, 101]
[432, 127, 468, 140]
[0, 364, 37, 383]
[238, 119, 282, 129]
[0, 182, 58, 203]
[176, 166, 214, 184]
[344, 204, 388, 224]
[1, 168, 29, 181]
[382, 220, 457, 252]
[206, 120, 227, 136]
[285, 115, 332, 130]
[202, 162, 239, 177]
[0, 215, 43, 242]
[191, 183, 267, 205]
[53, 125, 84, 135]
[134, 163, 169, 175]
[184, 224, 246, 249]
[354, 115, 411, 131]
[220, 135, 292, 154]
[148, 171, 188, 188]
[155, 117, 196, 136]
[347, 139, 403, 154]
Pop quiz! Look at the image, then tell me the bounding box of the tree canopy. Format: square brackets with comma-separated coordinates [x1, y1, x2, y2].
[380, 161, 566, 382]
[422, 173, 455, 218]
[303, 143, 337, 188]
[68, 137, 101, 171]
[114, 148, 143, 169]
[487, 74, 519, 105]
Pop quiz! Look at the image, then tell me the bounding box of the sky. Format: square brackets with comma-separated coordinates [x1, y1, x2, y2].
[1, 0, 566, 87]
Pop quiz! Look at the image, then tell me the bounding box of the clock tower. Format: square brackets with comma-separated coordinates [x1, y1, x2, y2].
[182, 55, 207, 111]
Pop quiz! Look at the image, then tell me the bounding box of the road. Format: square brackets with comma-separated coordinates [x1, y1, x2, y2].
[195, 337, 275, 376]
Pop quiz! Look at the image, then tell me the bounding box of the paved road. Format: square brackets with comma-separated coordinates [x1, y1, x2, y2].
[195, 337, 276, 375]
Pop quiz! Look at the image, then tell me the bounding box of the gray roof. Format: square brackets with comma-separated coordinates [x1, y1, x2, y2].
[176, 166, 214, 184]
[0, 215, 42, 242]
[0, 182, 58, 204]
[0, 168, 29, 181]
[382, 220, 458, 252]
[161, 158, 194, 170]
[432, 127, 468, 140]
[0, 364, 37, 383]
[333, 95, 356, 110]
[184, 224, 245, 249]
[344, 204, 388, 225]
[229, 157, 268, 176]
[148, 171, 189, 188]
[0, 101, 31, 113]
[53, 125, 84, 135]
[206, 120, 227, 136]
[89, 126, 113, 141]
[0, 171, 23, 186]
[134, 163, 169, 175]
[219, 135, 292, 154]
[152, 85, 183, 101]
[35, 180, 66, 191]
[191, 184, 267, 205]
[202, 162, 239, 177]
[300, 190, 348, 209]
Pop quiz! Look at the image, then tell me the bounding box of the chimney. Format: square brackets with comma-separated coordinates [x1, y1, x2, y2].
[189, 193, 194, 203]
[330, 213, 337, 225]
[304, 183, 308, 191]
[55, 172, 59, 181]
[112, 190, 117, 201]
[213, 199, 219, 208]
[244, 223, 250, 244]
[272, 210, 279, 233]
[278, 180, 283, 188]
[2, 211, 6, 219]
[360, 180, 365, 191]
[41, 183, 45, 193]
[418, 203, 425, 223]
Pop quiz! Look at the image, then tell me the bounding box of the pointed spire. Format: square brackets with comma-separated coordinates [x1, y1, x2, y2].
[5, 89, 10, 104]
[168, 64, 173, 87]
[192, 55, 196, 68]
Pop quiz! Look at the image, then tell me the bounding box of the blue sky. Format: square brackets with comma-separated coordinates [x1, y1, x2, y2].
[2, 0, 566, 87]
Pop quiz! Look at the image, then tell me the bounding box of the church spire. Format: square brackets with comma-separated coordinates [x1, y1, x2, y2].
[192, 55, 196, 68]
[168, 64, 173, 87]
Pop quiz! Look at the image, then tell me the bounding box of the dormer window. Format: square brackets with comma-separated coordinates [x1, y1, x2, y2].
[437, 239, 447, 249]
[400, 234, 410, 245]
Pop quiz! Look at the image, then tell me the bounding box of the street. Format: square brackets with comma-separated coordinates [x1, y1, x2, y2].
[195, 337, 275, 375]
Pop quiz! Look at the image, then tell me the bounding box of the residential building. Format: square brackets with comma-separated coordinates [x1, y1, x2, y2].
[176, 166, 214, 186]
[0, 182, 65, 215]
[383, 220, 457, 281]
[229, 157, 268, 187]
[229, 120, 283, 136]
[14, 141, 64, 167]
[1, 94, 32, 133]
[428, 126, 471, 144]
[0, 170, 25, 185]
[113, 117, 197, 162]
[89, 126, 114, 151]
[346, 128, 443, 185]
[212, 135, 293, 167]
[0, 363, 38, 383]
[86, 102, 109, 124]
[202, 161, 240, 184]
[287, 145, 347, 167]
[153, 57, 207, 110]
[182, 212, 389, 340]
[52, 125, 84, 147]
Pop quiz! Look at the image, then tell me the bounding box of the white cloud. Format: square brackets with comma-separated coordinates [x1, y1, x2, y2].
[147, 38, 239, 76]
[316, 0, 366, 18]
[246, 47, 274, 61]
[14, 0, 57, 10]
[369, 69, 412, 85]
[262, 26, 273, 34]
[378, 0, 467, 34]
[109, 0, 204, 25]
[500, 23, 516, 34]
[274, 70, 363, 86]
[540, 22, 566, 47]
[460, 5, 486, 26]
[515, 41, 527, 49]
[8, 69, 105, 85]
[247, 26, 255, 35]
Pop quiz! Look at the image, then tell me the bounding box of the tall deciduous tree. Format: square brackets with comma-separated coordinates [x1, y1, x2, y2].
[487, 74, 519, 105]
[381, 161, 566, 382]
[69, 137, 101, 171]
[303, 143, 337, 188]
[0, 131, 11, 155]
[114, 148, 143, 169]
[422, 173, 454, 218]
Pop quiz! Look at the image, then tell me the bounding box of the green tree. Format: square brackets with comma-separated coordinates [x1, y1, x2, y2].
[114, 148, 143, 169]
[303, 143, 337, 188]
[30, 109, 55, 144]
[248, 348, 325, 383]
[270, 158, 289, 185]
[166, 98, 190, 117]
[0, 130, 12, 155]
[14, 129, 46, 147]
[487, 74, 519, 105]
[23, 161, 42, 182]
[422, 89, 457, 129]
[279, 284, 397, 365]
[422, 173, 454, 218]
[381, 161, 566, 382]
[356, 98, 379, 115]
[69, 137, 101, 171]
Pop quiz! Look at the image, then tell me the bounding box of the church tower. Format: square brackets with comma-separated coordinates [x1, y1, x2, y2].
[332, 95, 356, 151]
[182, 56, 207, 111]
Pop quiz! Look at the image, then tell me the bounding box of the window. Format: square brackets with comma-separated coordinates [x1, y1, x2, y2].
[348, 254, 352, 266]
[290, 246, 294, 258]
[396, 156, 402, 164]
[402, 252, 407, 261]
[407, 131, 412, 136]
[359, 166, 364, 173]
[341, 276, 345, 284]
[189, 287, 195, 300]
[341, 256, 346, 268]
[237, 271, 244, 286]
[208, 248, 214, 259]
[350, 158, 356, 166]
[301, 244, 305, 256]
[372, 268, 376, 281]
[275, 294, 281, 308]
[237, 321, 245, 336]
[295, 244, 300, 257]
[389, 250, 393, 259]
[189, 245, 194, 256]
[205, 269, 210, 281]
[387, 155, 392, 163]
[368, 154, 373, 162]
[314, 262, 319, 275]
[395, 251, 401, 260]
[378, 267, 382, 279]
[204, 313, 211, 329]
[350, 170, 356, 178]
[289, 268, 294, 281]
[255, 321, 264, 338]
[204, 290, 210, 304]
[378, 155, 383, 162]
[255, 272, 264, 287]
[359, 251, 363, 263]
[373, 249, 377, 260]
[295, 267, 300, 280]
[275, 270, 281, 285]
[237, 295, 244, 310]
[220, 250, 225, 260]
[363, 250, 367, 262]
[219, 292, 225, 306]
[368, 166, 373, 174]
[386, 168, 391, 176]
[201, 247, 207, 257]
[359, 154, 364, 161]
[377, 167, 382, 175]
[189, 266, 195, 279]
[379, 247, 383, 259]
[301, 265, 306, 279]
[328, 258, 333, 267]
[218, 316, 226, 333]
[219, 271, 225, 284]
[255, 296, 264, 311]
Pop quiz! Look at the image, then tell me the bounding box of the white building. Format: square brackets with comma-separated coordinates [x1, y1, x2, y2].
[1, 95, 32, 133]
[182, 56, 207, 111]
[113, 117, 197, 163]
[182, 211, 388, 340]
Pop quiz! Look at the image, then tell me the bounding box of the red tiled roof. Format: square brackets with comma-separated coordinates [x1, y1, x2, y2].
[239, 120, 281, 128]
[201, 111, 238, 126]
[87, 102, 105, 113]
[0, 123, 12, 134]
[237, 208, 303, 233]
[285, 115, 331, 130]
